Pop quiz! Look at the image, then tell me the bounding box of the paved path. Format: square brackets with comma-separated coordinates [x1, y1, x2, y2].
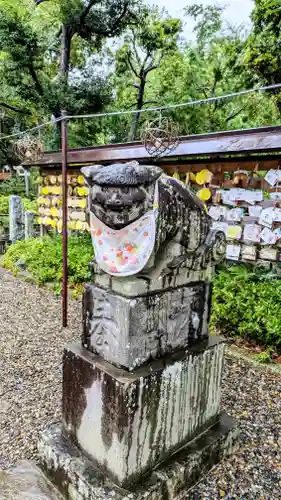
[0, 268, 281, 499]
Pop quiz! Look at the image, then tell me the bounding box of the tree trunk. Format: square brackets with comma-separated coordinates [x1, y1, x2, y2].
[57, 24, 72, 149]
[128, 80, 145, 141]
[61, 24, 72, 84]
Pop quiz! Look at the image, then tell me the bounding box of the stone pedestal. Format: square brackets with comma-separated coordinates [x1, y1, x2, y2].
[0, 461, 63, 500]
[62, 337, 224, 487]
[39, 413, 238, 500]
[83, 282, 211, 369]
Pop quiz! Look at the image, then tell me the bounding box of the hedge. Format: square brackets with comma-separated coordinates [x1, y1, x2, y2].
[2, 234, 93, 293]
[211, 264, 281, 351]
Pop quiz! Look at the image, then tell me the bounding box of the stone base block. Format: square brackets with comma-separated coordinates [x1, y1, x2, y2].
[90, 262, 213, 296]
[62, 338, 224, 487]
[0, 460, 63, 500]
[83, 282, 211, 369]
[38, 413, 238, 500]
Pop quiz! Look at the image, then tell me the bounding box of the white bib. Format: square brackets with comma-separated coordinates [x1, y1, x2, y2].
[90, 182, 159, 277]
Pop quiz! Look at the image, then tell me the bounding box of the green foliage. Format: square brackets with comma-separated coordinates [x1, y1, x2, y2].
[0, 176, 26, 197]
[0, 0, 140, 150]
[244, 0, 281, 111]
[1, 0, 281, 153]
[0, 168, 39, 198]
[0, 194, 37, 233]
[211, 264, 281, 350]
[2, 234, 93, 289]
[0, 195, 36, 214]
[22, 198, 37, 213]
[0, 195, 8, 213]
[112, 3, 281, 141]
[184, 4, 224, 47]
[253, 350, 272, 363]
[0, 196, 9, 234]
[0, 195, 9, 231]
[114, 6, 182, 140]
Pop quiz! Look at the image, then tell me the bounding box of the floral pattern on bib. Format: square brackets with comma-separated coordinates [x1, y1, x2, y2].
[90, 180, 159, 277]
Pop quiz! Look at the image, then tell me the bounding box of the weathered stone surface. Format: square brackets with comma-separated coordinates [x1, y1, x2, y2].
[39, 413, 238, 500]
[83, 283, 211, 369]
[62, 338, 225, 487]
[24, 211, 35, 240]
[81, 162, 162, 230]
[90, 263, 213, 296]
[9, 195, 24, 244]
[0, 460, 63, 499]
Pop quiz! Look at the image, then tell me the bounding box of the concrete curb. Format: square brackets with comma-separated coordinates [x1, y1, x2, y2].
[226, 345, 281, 375]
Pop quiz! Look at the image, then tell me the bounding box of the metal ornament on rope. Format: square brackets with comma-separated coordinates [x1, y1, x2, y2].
[141, 111, 179, 158]
[13, 134, 44, 163]
[13, 131, 44, 200]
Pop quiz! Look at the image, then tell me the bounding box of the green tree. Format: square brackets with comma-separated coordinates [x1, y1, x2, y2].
[115, 8, 181, 140]
[182, 4, 255, 131]
[124, 3, 279, 135]
[244, 0, 281, 114]
[0, 0, 140, 149]
[111, 4, 259, 139]
[185, 3, 224, 48]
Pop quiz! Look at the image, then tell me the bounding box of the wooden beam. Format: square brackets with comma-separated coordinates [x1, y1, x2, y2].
[163, 159, 281, 174]
[39, 159, 281, 175]
[23, 125, 281, 167]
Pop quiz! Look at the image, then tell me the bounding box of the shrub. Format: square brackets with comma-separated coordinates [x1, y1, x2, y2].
[0, 169, 39, 198]
[211, 264, 281, 351]
[0, 195, 37, 233]
[22, 198, 37, 213]
[253, 351, 272, 364]
[0, 196, 9, 232]
[2, 234, 93, 291]
[0, 175, 27, 197]
[0, 195, 37, 214]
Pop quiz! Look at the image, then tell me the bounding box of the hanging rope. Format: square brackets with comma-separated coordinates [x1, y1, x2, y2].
[1, 82, 281, 141]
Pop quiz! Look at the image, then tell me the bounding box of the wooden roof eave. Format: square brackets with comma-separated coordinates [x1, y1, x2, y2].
[22, 124, 281, 168]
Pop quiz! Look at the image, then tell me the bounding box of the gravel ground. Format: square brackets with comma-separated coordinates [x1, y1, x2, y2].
[0, 268, 281, 499]
[189, 358, 281, 499]
[0, 268, 80, 470]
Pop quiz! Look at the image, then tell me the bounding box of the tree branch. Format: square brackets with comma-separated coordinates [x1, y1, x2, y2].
[145, 64, 159, 75]
[131, 32, 141, 65]
[80, 0, 96, 24]
[140, 53, 151, 77]
[124, 102, 138, 109]
[33, 0, 49, 5]
[127, 54, 140, 78]
[28, 65, 44, 97]
[143, 101, 159, 106]
[202, 89, 208, 99]
[225, 106, 246, 122]
[210, 77, 217, 98]
[0, 103, 31, 115]
[92, 1, 129, 37]
[144, 53, 164, 76]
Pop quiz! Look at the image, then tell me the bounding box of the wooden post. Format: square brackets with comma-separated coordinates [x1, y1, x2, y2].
[61, 110, 68, 327]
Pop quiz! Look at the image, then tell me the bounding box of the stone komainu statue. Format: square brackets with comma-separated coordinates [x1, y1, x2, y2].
[38, 165, 235, 498]
[80, 161, 226, 368]
[81, 161, 226, 280]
